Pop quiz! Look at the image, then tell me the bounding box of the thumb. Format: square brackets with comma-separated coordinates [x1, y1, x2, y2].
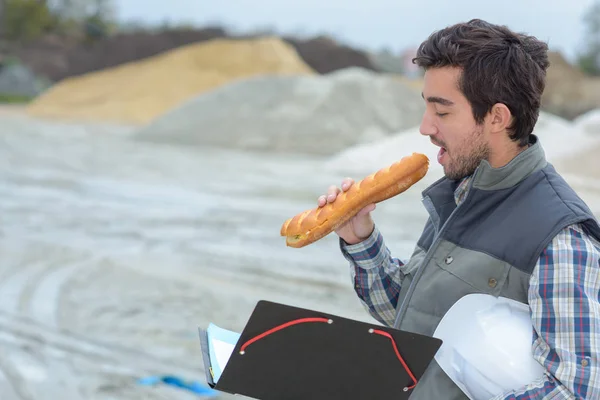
[356, 203, 376, 217]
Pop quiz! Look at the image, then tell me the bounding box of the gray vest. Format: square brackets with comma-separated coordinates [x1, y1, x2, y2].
[395, 136, 600, 399]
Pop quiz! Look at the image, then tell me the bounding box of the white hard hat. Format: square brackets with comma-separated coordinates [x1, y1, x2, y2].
[433, 294, 546, 400]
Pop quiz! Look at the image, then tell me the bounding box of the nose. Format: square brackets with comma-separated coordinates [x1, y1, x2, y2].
[419, 111, 438, 137]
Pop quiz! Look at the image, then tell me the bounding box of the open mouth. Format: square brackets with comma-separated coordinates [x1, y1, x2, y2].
[437, 146, 447, 163]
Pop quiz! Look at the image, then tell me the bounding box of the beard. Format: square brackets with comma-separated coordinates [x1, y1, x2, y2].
[442, 128, 490, 181]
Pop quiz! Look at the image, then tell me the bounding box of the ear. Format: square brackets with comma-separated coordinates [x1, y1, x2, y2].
[488, 103, 512, 134]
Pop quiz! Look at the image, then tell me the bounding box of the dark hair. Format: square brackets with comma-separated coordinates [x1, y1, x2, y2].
[412, 19, 550, 146]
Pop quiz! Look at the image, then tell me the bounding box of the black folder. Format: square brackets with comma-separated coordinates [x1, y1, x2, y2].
[199, 300, 442, 400]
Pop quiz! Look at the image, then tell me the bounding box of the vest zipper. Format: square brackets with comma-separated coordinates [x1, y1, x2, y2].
[392, 178, 474, 329]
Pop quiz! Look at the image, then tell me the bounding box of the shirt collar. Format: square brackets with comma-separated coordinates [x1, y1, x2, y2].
[454, 175, 473, 206]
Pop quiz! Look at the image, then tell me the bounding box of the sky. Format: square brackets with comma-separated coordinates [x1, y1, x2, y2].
[114, 0, 598, 62]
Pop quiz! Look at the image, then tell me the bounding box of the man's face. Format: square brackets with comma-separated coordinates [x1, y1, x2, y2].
[419, 67, 490, 180]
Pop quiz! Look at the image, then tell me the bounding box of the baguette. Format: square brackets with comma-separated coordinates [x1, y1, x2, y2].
[280, 153, 429, 248]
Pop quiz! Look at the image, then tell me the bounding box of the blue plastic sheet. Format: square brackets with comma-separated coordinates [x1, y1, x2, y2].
[137, 375, 219, 397]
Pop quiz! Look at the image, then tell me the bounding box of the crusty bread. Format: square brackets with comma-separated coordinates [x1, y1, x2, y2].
[280, 153, 429, 248]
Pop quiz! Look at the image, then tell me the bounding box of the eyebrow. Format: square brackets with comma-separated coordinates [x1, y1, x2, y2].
[421, 92, 454, 106]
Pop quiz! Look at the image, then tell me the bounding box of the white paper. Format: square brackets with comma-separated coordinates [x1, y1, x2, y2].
[212, 338, 236, 372]
[206, 323, 241, 382]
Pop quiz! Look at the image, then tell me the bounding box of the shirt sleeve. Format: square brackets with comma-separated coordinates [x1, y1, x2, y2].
[492, 223, 600, 400]
[339, 225, 408, 327]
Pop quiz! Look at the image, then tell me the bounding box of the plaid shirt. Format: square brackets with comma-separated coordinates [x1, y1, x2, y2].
[341, 175, 600, 399]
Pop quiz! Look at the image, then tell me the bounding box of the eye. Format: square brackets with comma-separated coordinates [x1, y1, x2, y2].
[436, 112, 448, 117]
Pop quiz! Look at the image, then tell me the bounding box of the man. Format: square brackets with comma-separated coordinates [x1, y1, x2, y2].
[319, 19, 600, 399]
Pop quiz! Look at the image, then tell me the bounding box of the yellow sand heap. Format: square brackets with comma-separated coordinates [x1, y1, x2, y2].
[26, 36, 315, 125]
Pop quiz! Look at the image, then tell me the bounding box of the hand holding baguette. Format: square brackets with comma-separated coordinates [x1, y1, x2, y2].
[319, 177, 377, 245]
[280, 153, 429, 248]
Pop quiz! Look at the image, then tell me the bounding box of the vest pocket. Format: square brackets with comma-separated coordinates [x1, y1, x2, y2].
[433, 240, 511, 296]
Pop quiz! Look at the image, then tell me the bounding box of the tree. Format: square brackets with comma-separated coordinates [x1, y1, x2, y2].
[43, 0, 116, 38]
[0, 0, 5, 38]
[45, 0, 115, 22]
[0, 0, 116, 41]
[577, 0, 600, 76]
[2, 0, 56, 41]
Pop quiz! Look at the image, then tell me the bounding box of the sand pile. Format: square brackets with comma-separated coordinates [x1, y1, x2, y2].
[133, 67, 425, 155]
[542, 52, 600, 120]
[324, 111, 600, 178]
[25, 37, 314, 125]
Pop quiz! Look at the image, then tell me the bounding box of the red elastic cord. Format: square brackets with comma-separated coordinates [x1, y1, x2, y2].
[239, 317, 330, 353]
[372, 329, 418, 390]
[239, 319, 417, 392]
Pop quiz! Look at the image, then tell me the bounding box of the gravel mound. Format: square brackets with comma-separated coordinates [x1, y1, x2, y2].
[134, 67, 424, 155]
[573, 108, 600, 134]
[324, 111, 600, 177]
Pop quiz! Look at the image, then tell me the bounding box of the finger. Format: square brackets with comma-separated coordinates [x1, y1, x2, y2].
[326, 185, 341, 202]
[341, 177, 354, 191]
[317, 195, 327, 207]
